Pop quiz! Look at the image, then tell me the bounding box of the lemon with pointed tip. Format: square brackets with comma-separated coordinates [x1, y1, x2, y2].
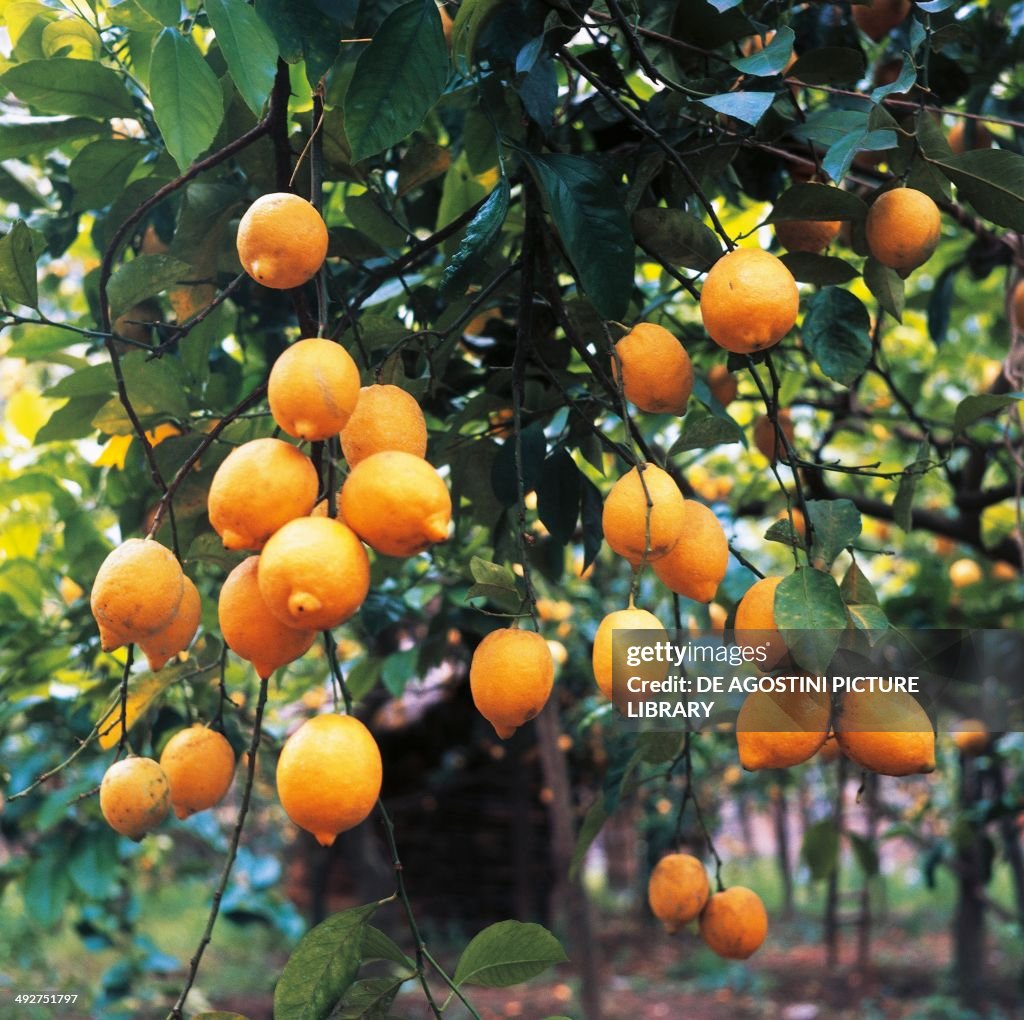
[602, 463, 685, 565]
[137, 576, 201, 671]
[734, 575, 787, 667]
[236, 192, 328, 290]
[276, 714, 383, 846]
[612, 322, 694, 415]
[592, 606, 667, 701]
[736, 682, 830, 770]
[651, 500, 728, 603]
[100, 756, 170, 839]
[835, 689, 936, 776]
[159, 724, 236, 819]
[470, 628, 555, 739]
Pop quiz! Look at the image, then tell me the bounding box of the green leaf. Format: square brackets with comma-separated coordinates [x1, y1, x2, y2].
[927, 262, 959, 345]
[68, 829, 120, 900]
[801, 287, 871, 387]
[805, 499, 861, 567]
[632, 207, 722, 271]
[637, 730, 684, 764]
[524, 152, 633, 320]
[337, 976, 410, 1019]
[454, 920, 568, 988]
[206, 0, 279, 116]
[361, 926, 415, 970]
[109, 0, 181, 29]
[696, 90, 774, 127]
[779, 253, 859, 286]
[69, 138, 148, 213]
[23, 846, 73, 928]
[0, 58, 135, 118]
[802, 818, 839, 880]
[451, 0, 506, 72]
[789, 47, 866, 86]
[380, 648, 418, 698]
[273, 903, 378, 1020]
[840, 560, 880, 608]
[730, 26, 794, 76]
[580, 475, 603, 574]
[668, 409, 743, 454]
[255, 0, 340, 85]
[35, 395, 110, 443]
[344, 0, 450, 163]
[41, 18, 102, 60]
[771, 183, 868, 222]
[0, 116, 100, 161]
[192, 1013, 252, 1020]
[932, 150, 1024, 231]
[823, 128, 896, 184]
[537, 449, 581, 544]
[150, 28, 226, 171]
[893, 440, 931, 532]
[107, 254, 190, 319]
[849, 832, 879, 877]
[440, 177, 510, 298]
[863, 258, 905, 322]
[490, 422, 546, 505]
[570, 798, 608, 880]
[0, 219, 39, 308]
[775, 568, 848, 673]
[871, 52, 915, 103]
[467, 556, 524, 614]
[469, 557, 518, 586]
[953, 393, 1022, 435]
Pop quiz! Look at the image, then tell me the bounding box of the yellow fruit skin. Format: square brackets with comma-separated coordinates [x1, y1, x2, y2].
[700, 249, 799, 354]
[613, 322, 693, 415]
[818, 733, 841, 763]
[949, 558, 983, 588]
[734, 575, 786, 667]
[339, 451, 451, 558]
[699, 887, 768, 959]
[276, 714, 382, 846]
[736, 687, 830, 770]
[592, 607, 667, 701]
[865, 189, 941, 272]
[952, 720, 989, 756]
[159, 724, 236, 820]
[208, 438, 319, 551]
[100, 757, 170, 839]
[91, 538, 184, 651]
[236, 192, 328, 290]
[602, 463, 686, 566]
[707, 365, 738, 407]
[470, 628, 555, 739]
[137, 575, 201, 672]
[652, 501, 728, 603]
[835, 690, 936, 776]
[340, 384, 428, 467]
[648, 854, 710, 934]
[268, 338, 361, 441]
[754, 411, 795, 466]
[219, 557, 316, 678]
[947, 121, 993, 155]
[775, 219, 841, 254]
[258, 517, 371, 631]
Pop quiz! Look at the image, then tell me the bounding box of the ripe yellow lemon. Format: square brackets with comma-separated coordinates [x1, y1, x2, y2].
[699, 887, 768, 959]
[949, 558, 983, 588]
[865, 188, 942, 272]
[602, 463, 686, 565]
[470, 628, 555, 739]
[90, 538, 184, 651]
[219, 557, 317, 678]
[592, 606, 667, 701]
[159, 724, 236, 819]
[100, 756, 170, 839]
[754, 411, 795, 465]
[775, 219, 841, 254]
[835, 689, 936, 776]
[947, 120, 994, 155]
[951, 719, 989, 756]
[652, 500, 729, 603]
[268, 338, 361, 441]
[612, 322, 693, 415]
[734, 575, 787, 667]
[137, 576, 201, 671]
[207, 438, 319, 551]
[236, 192, 328, 290]
[339, 451, 451, 558]
[648, 854, 710, 934]
[276, 713, 382, 846]
[700, 248, 799, 354]
[340, 384, 428, 467]
[736, 684, 830, 770]
[258, 516, 371, 631]
[707, 365, 738, 407]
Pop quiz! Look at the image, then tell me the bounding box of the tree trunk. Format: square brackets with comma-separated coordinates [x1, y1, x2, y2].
[953, 754, 987, 1007]
[824, 754, 846, 968]
[991, 755, 1024, 929]
[856, 772, 878, 972]
[534, 704, 603, 1020]
[773, 777, 794, 919]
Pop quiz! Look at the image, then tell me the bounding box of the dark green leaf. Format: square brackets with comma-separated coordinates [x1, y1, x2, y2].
[345, 658, 381, 702]
[730, 26, 794, 76]
[206, 0, 280, 116]
[0, 58, 135, 118]
[490, 423, 546, 506]
[771, 183, 868, 222]
[892, 440, 931, 532]
[871, 52, 915, 103]
[107, 254, 190, 319]
[779, 252, 859, 286]
[863, 258, 905, 322]
[840, 560, 880, 608]
[537, 449, 581, 544]
[0, 117, 100, 161]
[696, 90, 775, 127]
[337, 976, 410, 1019]
[440, 177, 510, 298]
[451, 0, 506, 72]
[764, 517, 805, 550]
[24, 848, 72, 928]
[776, 568, 848, 673]
[570, 799, 608, 880]
[0, 219, 39, 308]
[344, 0, 450, 163]
[801, 287, 871, 387]
[927, 262, 959, 344]
[35, 395, 110, 443]
[953, 393, 1022, 435]
[69, 139, 147, 213]
[632, 207, 722, 271]
[848, 832, 879, 876]
[668, 409, 743, 454]
[579, 475, 603, 574]
[256, 0, 342, 84]
[273, 903, 378, 1020]
[381, 648, 417, 697]
[4, 324, 78, 360]
[789, 47, 866, 86]
[932, 150, 1024, 231]
[361, 926, 415, 969]
[524, 152, 633, 320]
[802, 818, 839, 880]
[805, 499, 861, 567]
[68, 829, 120, 900]
[453, 921, 568, 988]
[637, 730, 684, 764]
[823, 129, 896, 184]
[150, 28, 226, 171]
